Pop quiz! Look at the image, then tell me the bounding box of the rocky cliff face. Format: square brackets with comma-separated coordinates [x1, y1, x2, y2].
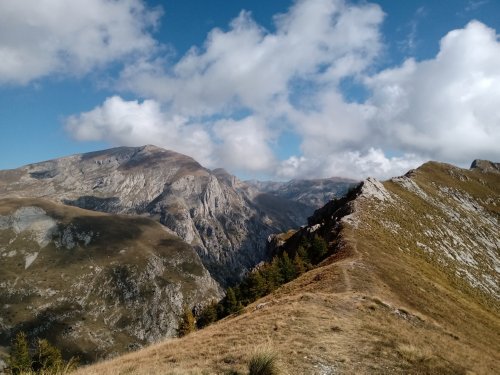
[0, 198, 221, 362]
[247, 177, 358, 210]
[470, 159, 500, 174]
[0, 145, 311, 284]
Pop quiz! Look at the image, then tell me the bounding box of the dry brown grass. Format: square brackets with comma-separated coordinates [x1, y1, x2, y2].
[75, 163, 500, 374]
[75, 241, 500, 374]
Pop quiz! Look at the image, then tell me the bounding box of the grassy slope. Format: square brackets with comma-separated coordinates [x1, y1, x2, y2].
[0, 198, 219, 362]
[77, 163, 499, 374]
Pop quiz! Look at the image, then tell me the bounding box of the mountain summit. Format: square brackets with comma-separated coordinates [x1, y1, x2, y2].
[0, 145, 313, 284]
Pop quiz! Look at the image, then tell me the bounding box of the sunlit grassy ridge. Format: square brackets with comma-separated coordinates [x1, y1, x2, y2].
[71, 162, 500, 373]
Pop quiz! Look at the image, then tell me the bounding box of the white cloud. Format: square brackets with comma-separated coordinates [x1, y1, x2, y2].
[366, 20, 500, 165]
[464, 0, 489, 13]
[274, 20, 500, 179]
[65, 96, 215, 166]
[73, 0, 386, 177]
[66, 96, 276, 173]
[0, 0, 161, 85]
[277, 149, 424, 180]
[213, 117, 277, 172]
[64, 1, 500, 181]
[118, 0, 384, 116]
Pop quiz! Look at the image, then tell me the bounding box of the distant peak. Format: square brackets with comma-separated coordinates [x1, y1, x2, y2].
[212, 168, 230, 175]
[470, 159, 500, 173]
[140, 144, 164, 152]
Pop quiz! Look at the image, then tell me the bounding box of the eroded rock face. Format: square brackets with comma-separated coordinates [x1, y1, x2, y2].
[0, 146, 312, 284]
[359, 177, 393, 202]
[470, 159, 500, 174]
[0, 199, 221, 362]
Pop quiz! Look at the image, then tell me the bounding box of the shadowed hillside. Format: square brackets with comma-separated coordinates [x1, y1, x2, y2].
[0, 198, 221, 363]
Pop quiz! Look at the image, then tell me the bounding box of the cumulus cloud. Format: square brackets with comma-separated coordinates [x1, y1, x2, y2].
[366, 21, 500, 165]
[0, 0, 160, 85]
[68, 0, 387, 177]
[118, 0, 384, 115]
[273, 20, 500, 179]
[277, 149, 424, 180]
[64, 0, 500, 180]
[213, 117, 277, 172]
[66, 96, 215, 166]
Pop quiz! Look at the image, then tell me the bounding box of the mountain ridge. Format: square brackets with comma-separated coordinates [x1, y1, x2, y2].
[0, 145, 316, 285]
[75, 159, 500, 374]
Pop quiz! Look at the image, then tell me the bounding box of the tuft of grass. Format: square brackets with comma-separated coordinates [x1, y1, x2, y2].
[396, 343, 432, 364]
[248, 351, 279, 375]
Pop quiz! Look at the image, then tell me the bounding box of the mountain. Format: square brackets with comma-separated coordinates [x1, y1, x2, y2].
[247, 177, 358, 210]
[0, 145, 311, 284]
[0, 198, 221, 363]
[77, 160, 499, 374]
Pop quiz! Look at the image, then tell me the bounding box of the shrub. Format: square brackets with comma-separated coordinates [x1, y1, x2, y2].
[248, 351, 279, 375]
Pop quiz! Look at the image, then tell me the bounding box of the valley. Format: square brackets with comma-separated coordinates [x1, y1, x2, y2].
[74, 158, 499, 374]
[0, 148, 498, 374]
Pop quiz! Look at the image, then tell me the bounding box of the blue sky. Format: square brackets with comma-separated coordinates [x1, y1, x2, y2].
[1, 0, 499, 180]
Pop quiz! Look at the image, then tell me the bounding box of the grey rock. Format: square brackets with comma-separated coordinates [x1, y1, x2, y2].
[470, 159, 500, 173]
[0, 146, 312, 284]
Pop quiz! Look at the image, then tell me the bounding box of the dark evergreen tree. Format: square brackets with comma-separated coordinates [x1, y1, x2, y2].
[224, 287, 239, 314]
[196, 301, 218, 329]
[297, 244, 311, 267]
[279, 251, 296, 282]
[32, 338, 63, 372]
[247, 271, 267, 301]
[310, 235, 328, 263]
[266, 257, 284, 291]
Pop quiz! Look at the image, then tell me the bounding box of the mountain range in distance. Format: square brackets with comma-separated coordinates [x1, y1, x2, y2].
[0, 145, 356, 363]
[0, 145, 498, 374]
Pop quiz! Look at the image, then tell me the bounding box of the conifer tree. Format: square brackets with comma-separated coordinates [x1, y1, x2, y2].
[293, 252, 306, 275]
[247, 271, 266, 301]
[33, 338, 63, 372]
[279, 251, 296, 282]
[177, 305, 195, 337]
[224, 287, 239, 314]
[267, 256, 284, 290]
[8, 331, 31, 374]
[297, 245, 311, 267]
[196, 301, 218, 329]
[311, 235, 328, 263]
